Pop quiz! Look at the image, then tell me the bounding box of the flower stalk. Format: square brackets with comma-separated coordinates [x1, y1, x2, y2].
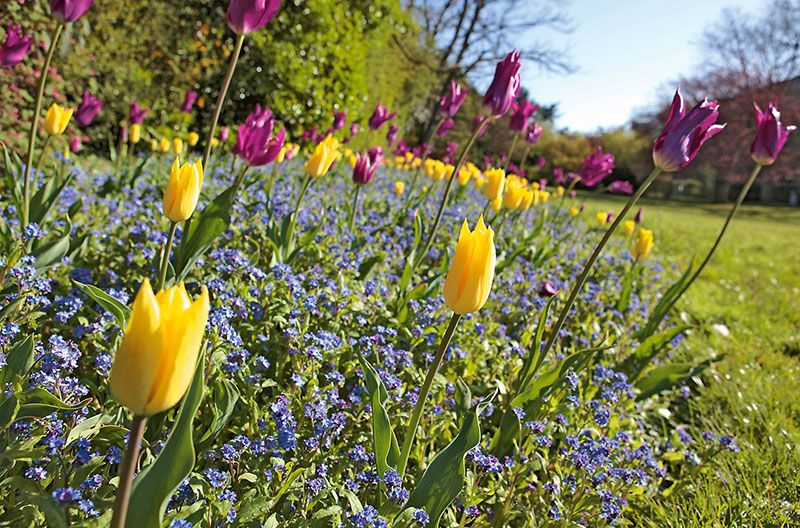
[110, 414, 148, 528]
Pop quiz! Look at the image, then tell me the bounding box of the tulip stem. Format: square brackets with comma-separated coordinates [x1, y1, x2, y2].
[158, 222, 178, 291]
[503, 133, 519, 172]
[201, 33, 245, 171]
[519, 145, 532, 174]
[21, 22, 63, 230]
[348, 185, 361, 230]
[397, 312, 462, 477]
[110, 414, 148, 528]
[538, 167, 662, 362]
[34, 135, 53, 183]
[678, 163, 763, 298]
[416, 120, 489, 268]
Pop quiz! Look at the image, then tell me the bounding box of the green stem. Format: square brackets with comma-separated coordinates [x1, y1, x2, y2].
[679, 164, 763, 296]
[348, 184, 361, 229]
[415, 120, 489, 267]
[519, 144, 531, 174]
[110, 415, 147, 528]
[21, 23, 63, 229]
[34, 135, 52, 181]
[503, 133, 519, 172]
[201, 34, 245, 171]
[553, 177, 580, 220]
[539, 167, 662, 360]
[157, 222, 178, 291]
[396, 312, 462, 477]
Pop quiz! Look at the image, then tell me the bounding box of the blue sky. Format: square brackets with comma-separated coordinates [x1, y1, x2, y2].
[522, 0, 765, 132]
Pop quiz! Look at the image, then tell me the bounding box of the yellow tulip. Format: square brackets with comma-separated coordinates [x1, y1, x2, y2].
[457, 167, 471, 186]
[443, 216, 496, 314]
[483, 168, 506, 201]
[633, 228, 654, 260]
[211, 138, 219, 148]
[539, 191, 550, 203]
[348, 154, 358, 168]
[491, 195, 502, 212]
[109, 279, 209, 416]
[304, 136, 341, 178]
[432, 161, 448, 181]
[596, 212, 608, 226]
[44, 104, 73, 135]
[150, 139, 159, 152]
[556, 185, 565, 197]
[159, 138, 170, 153]
[623, 219, 636, 235]
[63, 144, 70, 160]
[424, 159, 437, 177]
[444, 164, 455, 181]
[163, 158, 203, 222]
[130, 124, 142, 145]
[569, 206, 579, 217]
[172, 138, 184, 155]
[188, 132, 200, 147]
[520, 189, 534, 210]
[503, 178, 525, 210]
[394, 180, 405, 197]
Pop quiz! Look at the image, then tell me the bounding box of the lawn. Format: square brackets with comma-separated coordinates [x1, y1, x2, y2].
[583, 194, 800, 526]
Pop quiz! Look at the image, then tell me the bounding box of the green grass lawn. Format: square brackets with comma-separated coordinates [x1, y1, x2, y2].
[583, 194, 800, 526]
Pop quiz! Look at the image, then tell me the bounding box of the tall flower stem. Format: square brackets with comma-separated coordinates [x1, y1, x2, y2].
[157, 222, 178, 291]
[21, 22, 63, 229]
[34, 135, 53, 180]
[679, 164, 763, 296]
[553, 177, 580, 220]
[201, 34, 245, 170]
[348, 185, 361, 229]
[503, 133, 519, 171]
[110, 414, 148, 528]
[415, 120, 489, 267]
[396, 313, 462, 477]
[518, 144, 532, 174]
[538, 167, 662, 361]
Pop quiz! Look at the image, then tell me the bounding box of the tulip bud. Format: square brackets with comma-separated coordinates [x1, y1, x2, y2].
[163, 158, 203, 222]
[172, 138, 183, 155]
[394, 180, 405, 197]
[44, 104, 73, 136]
[181, 90, 199, 113]
[443, 216, 496, 314]
[352, 147, 384, 185]
[482, 51, 521, 118]
[50, 0, 94, 23]
[439, 80, 468, 118]
[0, 24, 33, 68]
[69, 135, 82, 153]
[538, 281, 559, 298]
[508, 100, 538, 133]
[596, 212, 608, 226]
[188, 132, 200, 147]
[129, 102, 149, 125]
[74, 91, 103, 128]
[580, 147, 615, 188]
[750, 102, 795, 166]
[632, 228, 654, 260]
[227, 0, 282, 35]
[304, 136, 341, 178]
[130, 124, 141, 144]
[159, 138, 170, 153]
[623, 219, 635, 235]
[569, 206, 579, 218]
[482, 168, 506, 202]
[150, 139, 159, 152]
[109, 279, 209, 416]
[368, 103, 397, 130]
[219, 126, 230, 143]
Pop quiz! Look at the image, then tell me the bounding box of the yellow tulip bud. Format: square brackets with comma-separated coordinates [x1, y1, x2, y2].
[556, 185, 565, 197]
[159, 138, 170, 153]
[348, 154, 358, 168]
[443, 216, 496, 314]
[539, 190, 550, 203]
[172, 138, 184, 155]
[130, 124, 142, 144]
[531, 182, 540, 191]
[109, 279, 209, 416]
[304, 136, 341, 178]
[394, 180, 405, 196]
[520, 189, 534, 210]
[211, 138, 219, 148]
[150, 139, 159, 152]
[457, 167, 471, 186]
[596, 212, 608, 226]
[483, 169, 506, 201]
[44, 104, 73, 136]
[188, 132, 200, 147]
[502, 178, 525, 210]
[63, 144, 70, 160]
[633, 228, 654, 260]
[623, 219, 635, 235]
[432, 161, 448, 181]
[569, 206, 579, 217]
[163, 158, 203, 222]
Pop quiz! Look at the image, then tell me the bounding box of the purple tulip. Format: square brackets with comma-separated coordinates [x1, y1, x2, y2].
[413, 144, 432, 159]
[50, 0, 94, 23]
[579, 147, 615, 187]
[368, 103, 396, 130]
[750, 102, 795, 166]
[332, 111, 347, 131]
[0, 24, 33, 67]
[536, 156, 547, 169]
[227, 0, 281, 35]
[220, 126, 230, 142]
[393, 140, 409, 156]
[129, 102, 149, 125]
[233, 104, 286, 166]
[352, 147, 384, 185]
[539, 179, 547, 190]
[553, 167, 566, 185]
[634, 207, 643, 224]
[483, 51, 522, 118]
[181, 90, 199, 113]
[439, 80, 467, 118]
[74, 91, 103, 128]
[386, 123, 399, 145]
[525, 122, 543, 145]
[443, 141, 458, 164]
[653, 88, 726, 172]
[609, 180, 633, 195]
[349, 122, 359, 137]
[69, 135, 82, 153]
[509, 100, 538, 133]
[606, 211, 615, 223]
[437, 118, 454, 138]
[538, 281, 559, 298]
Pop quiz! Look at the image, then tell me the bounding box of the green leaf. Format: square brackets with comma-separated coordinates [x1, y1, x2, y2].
[517, 296, 558, 391]
[28, 171, 75, 226]
[403, 392, 495, 528]
[357, 255, 383, 281]
[638, 259, 695, 340]
[615, 262, 639, 313]
[126, 353, 206, 528]
[620, 325, 689, 381]
[173, 185, 236, 282]
[32, 219, 72, 270]
[0, 335, 35, 385]
[357, 356, 400, 477]
[73, 281, 131, 329]
[197, 378, 240, 451]
[635, 357, 719, 401]
[15, 388, 90, 419]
